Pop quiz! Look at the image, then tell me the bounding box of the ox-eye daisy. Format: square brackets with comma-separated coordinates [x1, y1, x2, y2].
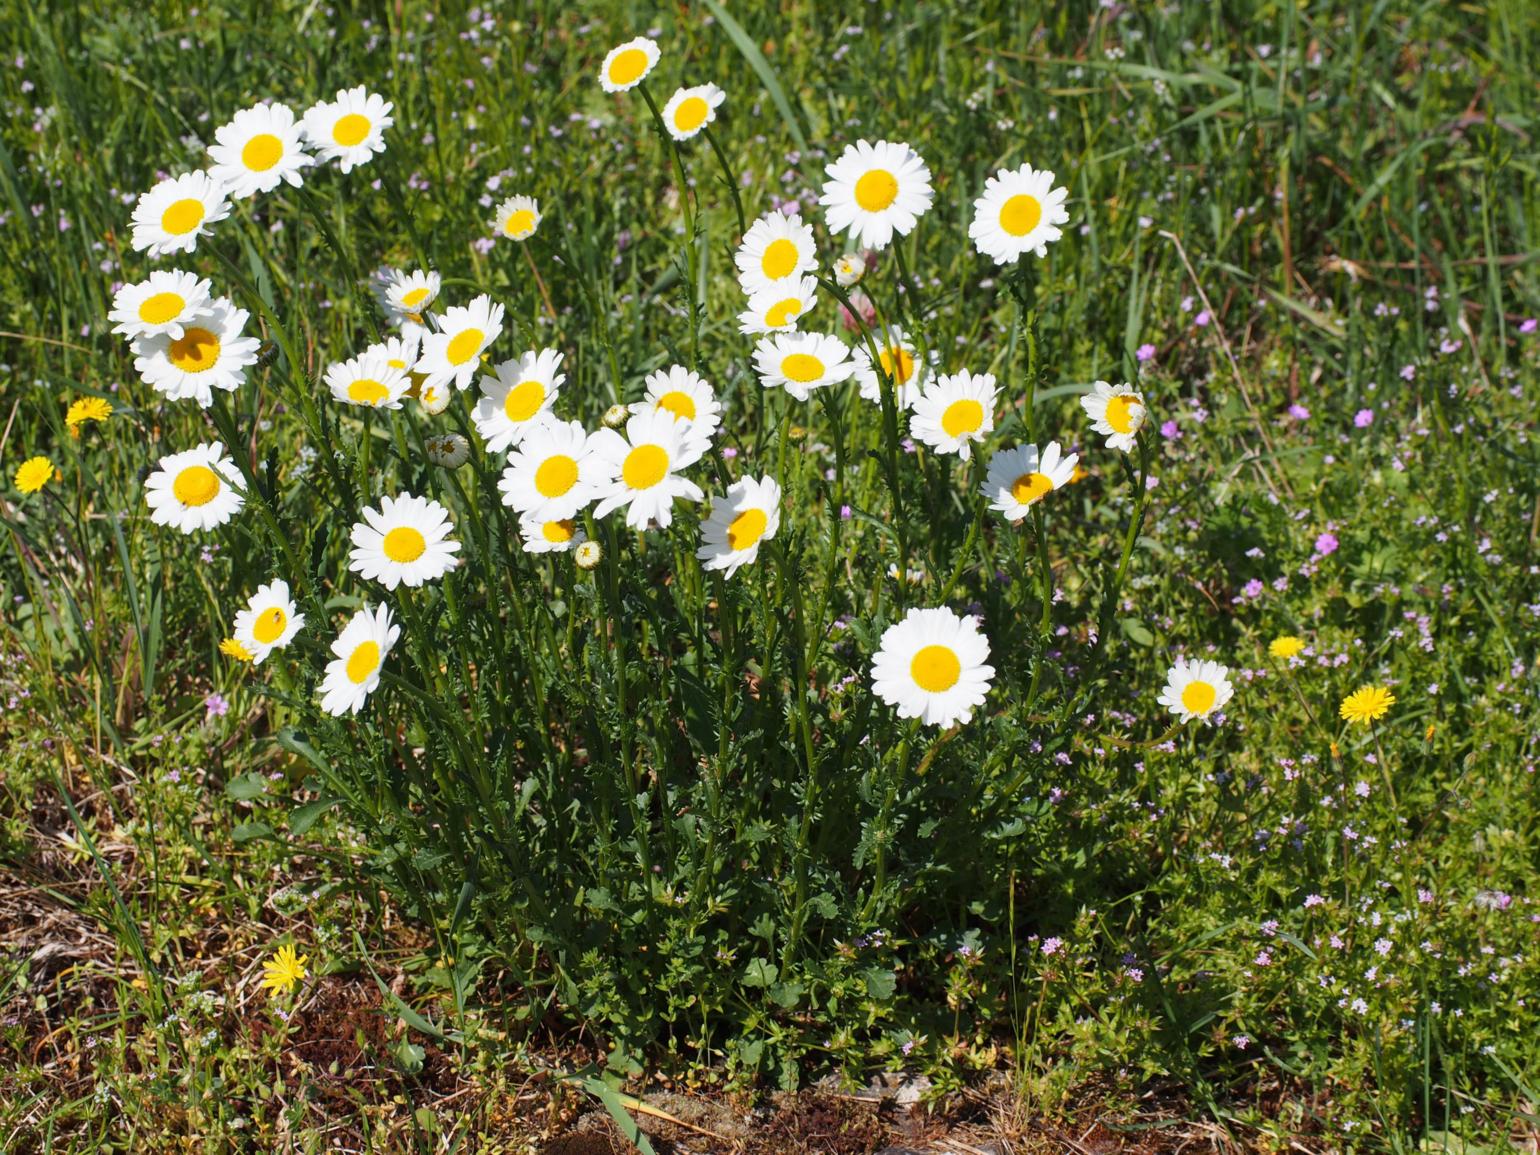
[981, 442, 1078, 521]
[628, 365, 721, 446]
[375, 269, 440, 327]
[232, 580, 304, 665]
[589, 409, 705, 530]
[425, 433, 470, 468]
[301, 86, 393, 172]
[207, 102, 313, 199]
[735, 212, 818, 297]
[909, 370, 997, 460]
[1081, 380, 1146, 452]
[969, 163, 1069, 264]
[662, 83, 725, 141]
[519, 512, 584, 555]
[318, 604, 398, 717]
[599, 37, 659, 93]
[417, 295, 504, 393]
[696, 476, 781, 578]
[109, 270, 212, 340]
[852, 324, 931, 410]
[739, 277, 818, 335]
[348, 493, 461, 590]
[753, 332, 853, 401]
[820, 139, 933, 251]
[498, 417, 599, 521]
[132, 298, 262, 407]
[871, 607, 995, 729]
[492, 195, 541, 241]
[325, 350, 411, 410]
[473, 348, 564, 453]
[130, 172, 230, 257]
[1157, 659, 1234, 725]
[144, 442, 245, 533]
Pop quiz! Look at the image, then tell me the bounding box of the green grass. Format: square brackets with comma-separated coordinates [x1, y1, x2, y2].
[2, 1, 1539, 1150]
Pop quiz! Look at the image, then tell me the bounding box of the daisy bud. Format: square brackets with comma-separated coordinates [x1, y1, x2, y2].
[834, 253, 866, 287]
[419, 382, 451, 415]
[425, 434, 470, 468]
[575, 540, 603, 570]
[602, 404, 630, 430]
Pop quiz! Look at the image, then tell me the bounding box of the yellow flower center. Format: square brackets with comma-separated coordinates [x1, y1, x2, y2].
[400, 286, 431, 308]
[622, 444, 669, 490]
[1106, 393, 1142, 434]
[760, 238, 799, 281]
[878, 345, 916, 383]
[241, 132, 283, 172]
[1181, 681, 1217, 715]
[535, 454, 579, 497]
[673, 96, 710, 133]
[1010, 472, 1053, 506]
[764, 297, 803, 328]
[542, 519, 576, 543]
[607, 47, 649, 86]
[726, 508, 768, 551]
[332, 113, 371, 147]
[345, 640, 380, 684]
[999, 194, 1042, 237]
[139, 292, 186, 325]
[941, 398, 984, 438]
[382, 526, 426, 563]
[446, 328, 484, 365]
[167, 326, 221, 373]
[161, 198, 205, 235]
[347, 378, 390, 405]
[252, 606, 287, 645]
[854, 168, 899, 212]
[503, 379, 545, 422]
[503, 208, 537, 237]
[910, 644, 961, 693]
[780, 353, 825, 383]
[656, 390, 697, 420]
[172, 464, 220, 507]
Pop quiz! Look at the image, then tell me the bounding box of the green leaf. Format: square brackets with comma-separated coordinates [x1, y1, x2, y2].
[741, 957, 776, 988]
[699, 0, 808, 155]
[1119, 617, 1156, 646]
[225, 773, 269, 801]
[231, 821, 275, 843]
[289, 797, 338, 837]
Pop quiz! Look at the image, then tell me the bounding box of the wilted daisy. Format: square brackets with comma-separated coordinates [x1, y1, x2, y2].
[662, 83, 725, 140]
[132, 298, 263, 407]
[207, 101, 313, 199]
[589, 409, 706, 530]
[1081, 380, 1146, 452]
[909, 370, 997, 460]
[1157, 659, 1234, 725]
[300, 85, 393, 172]
[871, 607, 995, 729]
[13, 456, 54, 494]
[259, 943, 308, 998]
[232, 579, 304, 665]
[419, 380, 452, 415]
[473, 348, 564, 453]
[417, 295, 504, 393]
[109, 270, 213, 340]
[491, 195, 541, 242]
[852, 324, 931, 409]
[833, 253, 866, 287]
[981, 442, 1078, 521]
[628, 364, 722, 445]
[325, 350, 411, 410]
[144, 442, 245, 533]
[130, 171, 231, 257]
[425, 433, 470, 468]
[575, 540, 603, 570]
[348, 493, 461, 590]
[1340, 685, 1395, 726]
[753, 332, 854, 401]
[498, 418, 598, 521]
[65, 396, 112, 437]
[735, 212, 818, 297]
[318, 603, 398, 717]
[969, 163, 1069, 264]
[599, 36, 660, 93]
[374, 269, 441, 326]
[739, 276, 819, 335]
[820, 140, 933, 251]
[696, 476, 781, 578]
[519, 512, 583, 555]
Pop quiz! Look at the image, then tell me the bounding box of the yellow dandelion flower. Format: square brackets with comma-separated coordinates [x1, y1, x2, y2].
[260, 943, 309, 997]
[14, 456, 55, 494]
[220, 637, 255, 662]
[66, 396, 113, 437]
[1269, 635, 1305, 659]
[1339, 685, 1395, 726]
[1424, 723, 1436, 742]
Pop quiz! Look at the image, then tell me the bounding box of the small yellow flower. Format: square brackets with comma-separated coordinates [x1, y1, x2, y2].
[260, 943, 309, 997]
[14, 456, 55, 494]
[220, 637, 255, 662]
[1339, 685, 1395, 726]
[1424, 724, 1436, 742]
[1269, 635, 1305, 660]
[66, 396, 113, 437]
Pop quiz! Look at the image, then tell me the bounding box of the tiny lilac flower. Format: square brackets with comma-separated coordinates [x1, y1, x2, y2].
[1354, 408, 1374, 428]
[1136, 342, 1156, 362]
[1314, 532, 1339, 557]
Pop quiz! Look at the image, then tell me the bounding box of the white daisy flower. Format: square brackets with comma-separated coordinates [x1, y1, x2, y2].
[318, 603, 399, 717]
[300, 85, 394, 173]
[628, 364, 722, 447]
[519, 512, 583, 555]
[969, 163, 1070, 264]
[833, 253, 866, 287]
[132, 298, 263, 407]
[599, 37, 660, 93]
[738, 276, 819, 335]
[491, 195, 541, 242]
[981, 442, 1078, 521]
[144, 442, 245, 533]
[1157, 659, 1234, 725]
[662, 83, 725, 140]
[325, 350, 411, 410]
[417, 295, 504, 393]
[363, 331, 424, 384]
[819, 139, 933, 251]
[735, 211, 818, 297]
[472, 347, 564, 453]
[419, 380, 453, 415]
[588, 409, 706, 530]
[347, 493, 461, 590]
[852, 324, 932, 409]
[753, 332, 854, 401]
[232, 579, 304, 666]
[207, 101, 313, 199]
[130, 172, 231, 257]
[1081, 380, 1146, 452]
[871, 607, 995, 729]
[909, 369, 998, 460]
[425, 433, 471, 468]
[374, 268, 441, 327]
[695, 476, 781, 578]
[109, 270, 213, 341]
[497, 417, 599, 521]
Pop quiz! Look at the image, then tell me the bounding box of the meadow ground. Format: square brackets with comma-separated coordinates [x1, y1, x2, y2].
[2, 1, 1539, 1152]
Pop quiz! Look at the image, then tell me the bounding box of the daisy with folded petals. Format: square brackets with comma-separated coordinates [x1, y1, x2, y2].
[374, 269, 440, 327]
[909, 370, 997, 460]
[348, 493, 461, 590]
[872, 607, 995, 728]
[318, 603, 399, 716]
[969, 163, 1069, 264]
[852, 324, 931, 409]
[519, 512, 584, 555]
[738, 277, 818, 335]
[232, 580, 304, 665]
[132, 298, 262, 407]
[1157, 659, 1234, 725]
[696, 476, 781, 578]
[491, 196, 540, 242]
[109, 270, 212, 340]
[417, 295, 504, 393]
[144, 442, 245, 533]
[662, 83, 725, 141]
[1080, 380, 1146, 452]
[820, 139, 933, 251]
[498, 418, 599, 521]
[753, 332, 854, 401]
[425, 434, 470, 468]
[735, 212, 818, 297]
[300, 85, 393, 172]
[589, 409, 705, 530]
[599, 37, 659, 93]
[628, 365, 721, 447]
[981, 442, 1078, 521]
[325, 350, 411, 410]
[473, 348, 564, 453]
[130, 172, 230, 257]
[207, 102, 313, 199]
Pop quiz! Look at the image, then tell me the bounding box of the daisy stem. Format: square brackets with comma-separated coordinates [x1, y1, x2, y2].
[639, 82, 702, 372]
[1372, 725, 1399, 808]
[861, 724, 916, 924]
[599, 519, 651, 871]
[1024, 505, 1054, 711]
[206, 395, 310, 600]
[702, 124, 747, 240]
[1096, 429, 1151, 653]
[891, 236, 927, 324]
